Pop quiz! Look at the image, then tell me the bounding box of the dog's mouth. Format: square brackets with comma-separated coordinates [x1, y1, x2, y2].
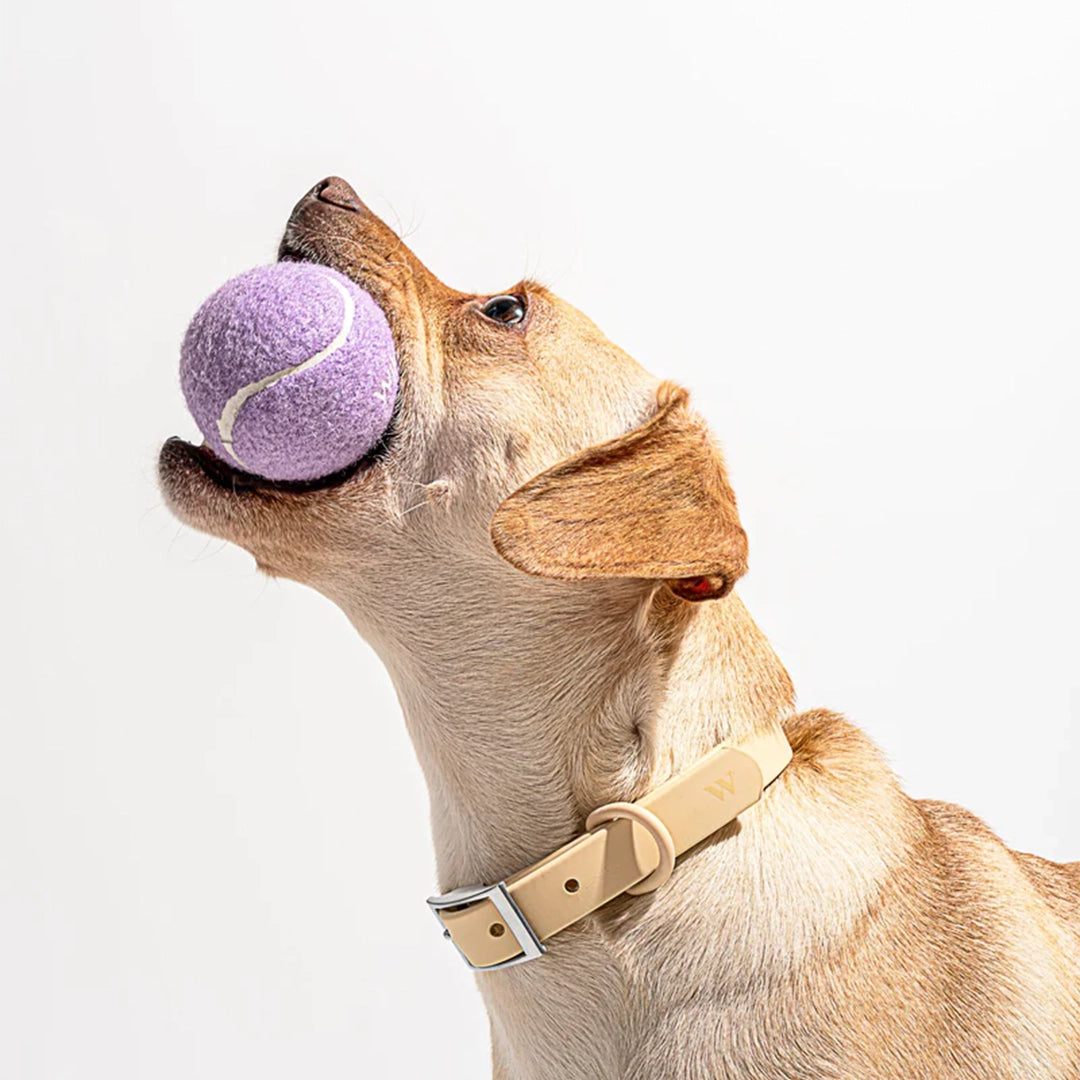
[162, 394, 399, 497]
[160, 322, 402, 500]
[160, 176, 406, 507]
[276, 242, 310, 265]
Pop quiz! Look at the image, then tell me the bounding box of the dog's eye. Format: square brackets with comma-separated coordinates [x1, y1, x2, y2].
[481, 294, 527, 325]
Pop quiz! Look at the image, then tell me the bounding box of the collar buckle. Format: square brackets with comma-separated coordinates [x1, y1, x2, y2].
[426, 881, 546, 971]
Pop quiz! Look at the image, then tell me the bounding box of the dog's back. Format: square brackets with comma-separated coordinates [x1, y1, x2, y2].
[1009, 843, 1080, 927]
[783, 711, 1080, 1078]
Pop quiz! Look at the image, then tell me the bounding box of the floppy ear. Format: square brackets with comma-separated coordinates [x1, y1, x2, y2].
[489, 382, 748, 601]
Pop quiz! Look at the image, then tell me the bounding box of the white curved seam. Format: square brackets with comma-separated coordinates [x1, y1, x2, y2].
[216, 274, 355, 467]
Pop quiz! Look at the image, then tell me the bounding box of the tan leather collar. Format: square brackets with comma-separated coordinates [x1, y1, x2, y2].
[427, 724, 793, 970]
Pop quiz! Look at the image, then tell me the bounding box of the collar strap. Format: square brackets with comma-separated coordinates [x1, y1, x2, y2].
[426, 724, 792, 971]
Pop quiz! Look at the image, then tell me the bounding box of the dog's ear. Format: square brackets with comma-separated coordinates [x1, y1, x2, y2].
[489, 383, 747, 601]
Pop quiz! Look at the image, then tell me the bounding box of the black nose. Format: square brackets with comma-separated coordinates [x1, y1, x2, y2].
[313, 176, 365, 212]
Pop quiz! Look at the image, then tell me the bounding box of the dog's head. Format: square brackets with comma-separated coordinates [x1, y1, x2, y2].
[159, 178, 748, 630]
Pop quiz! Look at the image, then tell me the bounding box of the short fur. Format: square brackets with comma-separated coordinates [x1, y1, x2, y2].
[159, 177, 1080, 1079]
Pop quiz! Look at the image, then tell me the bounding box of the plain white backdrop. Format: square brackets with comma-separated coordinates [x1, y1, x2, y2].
[2, 2, 1078, 1077]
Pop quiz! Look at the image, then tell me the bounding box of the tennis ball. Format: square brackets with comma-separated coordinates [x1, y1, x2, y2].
[180, 262, 398, 482]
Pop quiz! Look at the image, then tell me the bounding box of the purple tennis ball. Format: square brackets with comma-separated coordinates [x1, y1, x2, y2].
[180, 263, 398, 482]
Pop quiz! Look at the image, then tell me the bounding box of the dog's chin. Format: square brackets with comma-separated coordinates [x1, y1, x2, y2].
[156, 427, 395, 545]
[157, 438, 271, 538]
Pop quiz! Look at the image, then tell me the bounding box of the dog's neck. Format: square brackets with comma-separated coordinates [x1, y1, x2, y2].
[330, 568, 914, 1077]
[342, 570, 795, 891]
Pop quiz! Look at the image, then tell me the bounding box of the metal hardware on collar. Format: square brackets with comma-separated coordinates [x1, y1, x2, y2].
[426, 881, 546, 971]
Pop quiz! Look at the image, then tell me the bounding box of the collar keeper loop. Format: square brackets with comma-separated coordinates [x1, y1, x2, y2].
[585, 801, 676, 895]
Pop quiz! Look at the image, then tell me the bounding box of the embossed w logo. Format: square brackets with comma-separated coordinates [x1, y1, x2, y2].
[703, 769, 737, 801]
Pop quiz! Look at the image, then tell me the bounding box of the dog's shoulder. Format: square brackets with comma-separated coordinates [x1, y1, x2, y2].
[910, 796, 1080, 961]
[782, 710, 1080, 926]
[915, 798, 1080, 921]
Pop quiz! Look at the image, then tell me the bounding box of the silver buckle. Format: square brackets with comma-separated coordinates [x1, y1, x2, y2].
[426, 881, 547, 971]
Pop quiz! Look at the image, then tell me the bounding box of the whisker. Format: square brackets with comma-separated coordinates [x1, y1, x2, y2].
[379, 497, 434, 530]
[304, 228, 415, 276]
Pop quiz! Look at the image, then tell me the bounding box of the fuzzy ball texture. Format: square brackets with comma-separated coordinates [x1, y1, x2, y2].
[180, 263, 398, 482]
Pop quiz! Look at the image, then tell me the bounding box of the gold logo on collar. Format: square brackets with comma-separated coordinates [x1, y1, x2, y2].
[703, 770, 737, 801]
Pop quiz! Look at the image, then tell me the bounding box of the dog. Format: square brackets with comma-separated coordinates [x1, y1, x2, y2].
[159, 176, 1080, 1079]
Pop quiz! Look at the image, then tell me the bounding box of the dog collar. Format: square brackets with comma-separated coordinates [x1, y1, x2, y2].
[426, 724, 792, 971]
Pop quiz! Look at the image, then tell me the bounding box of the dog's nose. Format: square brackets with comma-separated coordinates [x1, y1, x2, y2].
[314, 176, 365, 213]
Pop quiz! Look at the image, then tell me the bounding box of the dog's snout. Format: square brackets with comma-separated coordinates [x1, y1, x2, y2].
[279, 174, 440, 300]
[313, 176, 365, 213]
[281, 177, 372, 259]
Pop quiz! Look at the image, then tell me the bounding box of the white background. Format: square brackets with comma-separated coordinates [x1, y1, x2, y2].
[3, 2, 1078, 1077]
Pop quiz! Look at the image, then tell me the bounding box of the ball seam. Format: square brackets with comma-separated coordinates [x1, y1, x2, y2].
[214, 273, 356, 469]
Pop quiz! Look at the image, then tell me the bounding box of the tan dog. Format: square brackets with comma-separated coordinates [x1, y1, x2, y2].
[159, 177, 1080, 1079]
